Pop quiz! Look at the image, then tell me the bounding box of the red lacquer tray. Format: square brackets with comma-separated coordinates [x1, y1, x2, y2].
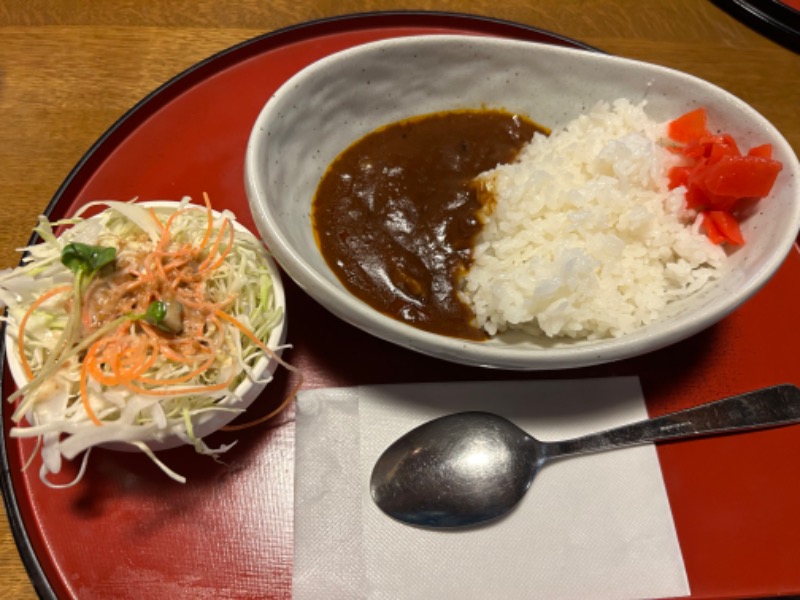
[2, 11, 800, 600]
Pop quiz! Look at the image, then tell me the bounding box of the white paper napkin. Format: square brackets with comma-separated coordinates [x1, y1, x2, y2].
[293, 377, 689, 600]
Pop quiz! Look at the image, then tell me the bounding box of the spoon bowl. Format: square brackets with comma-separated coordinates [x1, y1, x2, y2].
[371, 412, 541, 527]
[371, 384, 800, 528]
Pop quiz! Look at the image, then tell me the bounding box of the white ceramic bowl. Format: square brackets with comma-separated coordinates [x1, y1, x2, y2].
[245, 35, 800, 370]
[5, 201, 287, 451]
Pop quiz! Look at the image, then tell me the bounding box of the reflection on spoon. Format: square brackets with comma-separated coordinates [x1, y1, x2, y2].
[370, 384, 800, 528]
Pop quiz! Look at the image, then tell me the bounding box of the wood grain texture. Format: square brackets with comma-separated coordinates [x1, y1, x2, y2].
[0, 1, 798, 598]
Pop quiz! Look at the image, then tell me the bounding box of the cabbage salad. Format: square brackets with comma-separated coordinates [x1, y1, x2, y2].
[0, 196, 291, 486]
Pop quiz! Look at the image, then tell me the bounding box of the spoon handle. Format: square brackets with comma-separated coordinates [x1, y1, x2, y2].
[545, 384, 800, 459]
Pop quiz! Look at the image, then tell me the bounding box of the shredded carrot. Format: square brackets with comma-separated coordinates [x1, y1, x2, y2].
[197, 192, 215, 251]
[121, 373, 236, 397]
[92, 333, 158, 384]
[134, 353, 215, 386]
[84, 344, 120, 386]
[197, 218, 230, 272]
[213, 309, 297, 374]
[80, 359, 103, 426]
[159, 251, 192, 275]
[17, 285, 72, 380]
[214, 307, 302, 430]
[202, 221, 236, 273]
[148, 207, 165, 232]
[155, 204, 183, 253]
[113, 337, 157, 380]
[175, 293, 234, 312]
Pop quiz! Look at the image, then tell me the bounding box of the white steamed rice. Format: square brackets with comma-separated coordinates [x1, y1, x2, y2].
[462, 99, 726, 340]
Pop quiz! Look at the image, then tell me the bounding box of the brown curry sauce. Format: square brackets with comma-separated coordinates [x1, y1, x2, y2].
[312, 110, 546, 340]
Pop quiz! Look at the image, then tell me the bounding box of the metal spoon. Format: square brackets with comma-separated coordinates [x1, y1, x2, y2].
[370, 384, 800, 528]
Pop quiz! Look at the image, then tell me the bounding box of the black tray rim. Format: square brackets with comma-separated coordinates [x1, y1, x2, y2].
[712, 0, 800, 52]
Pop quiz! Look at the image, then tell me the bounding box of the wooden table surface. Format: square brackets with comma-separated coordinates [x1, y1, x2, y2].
[0, 1, 798, 597]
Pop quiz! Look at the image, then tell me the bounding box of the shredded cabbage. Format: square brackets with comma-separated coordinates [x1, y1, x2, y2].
[0, 196, 287, 486]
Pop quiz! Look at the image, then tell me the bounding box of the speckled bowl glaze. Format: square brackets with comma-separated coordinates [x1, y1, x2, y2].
[245, 35, 800, 370]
